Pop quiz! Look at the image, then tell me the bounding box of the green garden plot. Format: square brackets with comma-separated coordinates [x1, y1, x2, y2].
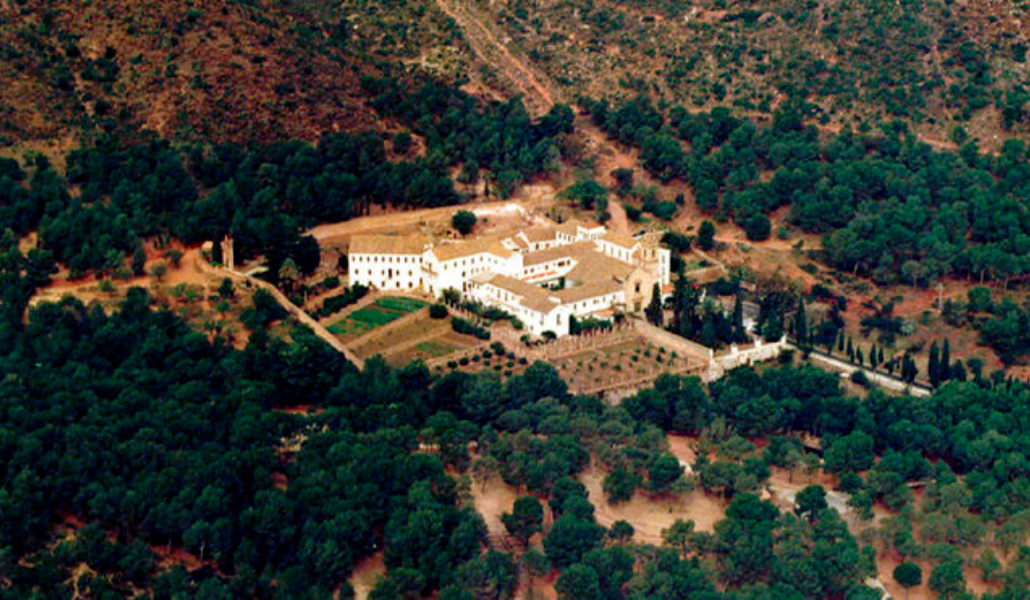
[329, 297, 427, 339]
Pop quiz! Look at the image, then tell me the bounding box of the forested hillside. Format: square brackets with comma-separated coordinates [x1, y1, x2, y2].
[0, 80, 569, 284]
[583, 95, 1030, 287]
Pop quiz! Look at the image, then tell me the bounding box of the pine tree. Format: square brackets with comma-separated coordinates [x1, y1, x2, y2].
[731, 294, 747, 343]
[928, 341, 940, 387]
[940, 338, 951, 382]
[132, 245, 147, 276]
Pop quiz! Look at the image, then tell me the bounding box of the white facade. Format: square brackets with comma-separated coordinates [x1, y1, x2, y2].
[349, 220, 671, 337]
[350, 252, 424, 290]
[348, 234, 429, 291]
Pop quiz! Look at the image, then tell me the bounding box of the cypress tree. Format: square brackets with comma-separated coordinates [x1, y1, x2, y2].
[731, 294, 747, 343]
[869, 343, 878, 367]
[761, 303, 784, 342]
[646, 283, 663, 326]
[928, 341, 940, 387]
[795, 297, 808, 344]
[878, 346, 885, 365]
[671, 274, 687, 333]
[905, 355, 919, 383]
[952, 359, 966, 382]
[856, 347, 864, 366]
[846, 337, 854, 361]
[838, 330, 845, 353]
[941, 338, 951, 382]
[700, 317, 717, 348]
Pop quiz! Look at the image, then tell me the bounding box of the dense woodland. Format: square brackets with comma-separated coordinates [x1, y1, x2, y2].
[582, 96, 1030, 287]
[2, 233, 1030, 597]
[0, 83, 568, 282]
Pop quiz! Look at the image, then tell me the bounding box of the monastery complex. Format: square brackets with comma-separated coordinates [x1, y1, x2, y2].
[348, 219, 672, 337]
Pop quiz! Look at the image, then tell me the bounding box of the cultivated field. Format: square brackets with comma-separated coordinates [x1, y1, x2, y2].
[552, 337, 691, 393]
[349, 311, 483, 365]
[328, 296, 427, 342]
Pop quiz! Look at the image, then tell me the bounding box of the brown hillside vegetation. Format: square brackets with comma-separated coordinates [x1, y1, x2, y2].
[0, 0, 466, 149]
[469, 0, 1030, 149]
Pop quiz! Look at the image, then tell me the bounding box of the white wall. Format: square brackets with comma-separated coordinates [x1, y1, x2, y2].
[424, 251, 523, 297]
[350, 253, 423, 290]
[658, 248, 672, 285]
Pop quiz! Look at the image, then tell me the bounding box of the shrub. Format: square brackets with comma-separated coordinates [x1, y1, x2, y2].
[322, 276, 340, 289]
[742, 212, 771, 241]
[851, 370, 870, 387]
[459, 357, 470, 366]
[518, 357, 528, 365]
[429, 303, 449, 319]
[651, 201, 678, 220]
[452, 316, 490, 339]
[624, 203, 642, 221]
[447, 360, 458, 369]
[315, 284, 369, 318]
[452, 210, 477, 235]
[697, 220, 716, 250]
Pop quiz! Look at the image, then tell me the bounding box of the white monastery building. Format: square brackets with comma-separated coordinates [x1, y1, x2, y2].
[348, 219, 671, 337]
[348, 234, 430, 291]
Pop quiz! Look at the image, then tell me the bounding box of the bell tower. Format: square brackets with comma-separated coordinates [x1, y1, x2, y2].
[221, 235, 235, 271]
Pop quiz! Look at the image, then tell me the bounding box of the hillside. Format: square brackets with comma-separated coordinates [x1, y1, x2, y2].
[0, 0, 469, 151]
[4, 0, 1027, 154]
[462, 0, 1030, 150]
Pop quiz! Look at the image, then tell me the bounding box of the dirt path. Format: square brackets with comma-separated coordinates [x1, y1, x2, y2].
[348, 552, 386, 600]
[307, 198, 545, 246]
[435, 0, 560, 116]
[605, 196, 631, 236]
[209, 262, 366, 369]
